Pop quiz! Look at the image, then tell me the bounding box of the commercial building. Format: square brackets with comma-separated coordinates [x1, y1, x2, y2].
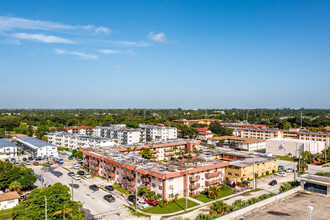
[93, 125, 145, 145]
[237, 128, 330, 146]
[0, 191, 20, 210]
[139, 125, 177, 142]
[172, 119, 220, 127]
[266, 138, 326, 157]
[16, 136, 58, 158]
[47, 132, 117, 149]
[207, 136, 266, 151]
[300, 174, 330, 196]
[81, 148, 228, 199]
[65, 126, 94, 135]
[221, 123, 267, 129]
[200, 148, 278, 183]
[0, 139, 19, 159]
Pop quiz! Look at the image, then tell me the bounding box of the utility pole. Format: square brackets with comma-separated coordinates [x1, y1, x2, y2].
[325, 147, 327, 165]
[135, 168, 138, 212]
[253, 156, 255, 190]
[185, 170, 188, 212]
[71, 176, 74, 201]
[44, 196, 47, 220]
[300, 112, 303, 127]
[246, 111, 249, 123]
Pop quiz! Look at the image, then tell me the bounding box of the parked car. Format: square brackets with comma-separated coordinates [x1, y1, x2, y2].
[128, 195, 136, 202]
[278, 165, 284, 170]
[103, 194, 115, 203]
[28, 157, 33, 161]
[33, 161, 39, 166]
[22, 157, 27, 161]
[286, 168, 294, 173]
[37, 156, 43, 161]
[10, 158, 16, 162]
[73, 175, 81, 181]
[84, 173, 91, 179]
[5, 159, 9, 162]
[72, 164, 80, 170]
[228, 178, 237, 187]
[89, 184, 99, 191]
[144, 198, 158, 206]
[77, 170, 85, 175]
[25, 161, 31, 165]
[105, 185, 114, 191]
[137, 200, 149, 209]
[276, 172, 287, 177]
[68, 172, 75, 177]
[269, 180, 277, 186]
[48, 161, 53, 165]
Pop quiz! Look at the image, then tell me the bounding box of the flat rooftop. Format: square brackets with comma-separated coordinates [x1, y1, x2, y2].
[299, 174, 330, 185]
[240, 192, 330, 220]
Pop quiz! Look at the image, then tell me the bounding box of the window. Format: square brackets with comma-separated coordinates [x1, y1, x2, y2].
[235, 174, 239, 177]
[169, 193, 173, 198]
[159, 186, 162, 190]
[158, 178, 162, 182]
[228, 172, 232, 176]
[152, 183, 156, 188]
[152, 176, 156, 180]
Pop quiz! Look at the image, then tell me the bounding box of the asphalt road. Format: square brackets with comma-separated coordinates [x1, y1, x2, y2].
[30, 160, 133, 220]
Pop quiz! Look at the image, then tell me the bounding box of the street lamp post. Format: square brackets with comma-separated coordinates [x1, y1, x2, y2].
[307, 206, 313, 220]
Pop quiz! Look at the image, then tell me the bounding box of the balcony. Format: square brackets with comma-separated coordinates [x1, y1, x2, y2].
[205, 179, 217, 186]
[165, 152, 174, 157]
[205, 172, 221, 179]
[189, 183, 200, 190]
[164, 148, 173, 152]
[189, 175, 201, 182]
[189, 191, 200, 197]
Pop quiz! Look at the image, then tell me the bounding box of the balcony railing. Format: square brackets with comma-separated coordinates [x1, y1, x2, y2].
[205, 172, 221, 179]
[189, 175, 201, 182]
[189, 191, 201, 197]
[189, 183, 200, 190]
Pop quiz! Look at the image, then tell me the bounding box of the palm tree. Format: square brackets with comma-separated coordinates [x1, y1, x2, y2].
[209, 201, 230, 215]
[9, 181, 22, 192]
[230, 199, 248, 211]
[53, 205, 74, 219]
[208, 186, 221, 199]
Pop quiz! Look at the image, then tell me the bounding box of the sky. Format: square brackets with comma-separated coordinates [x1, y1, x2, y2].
[0, 0, 329, 109]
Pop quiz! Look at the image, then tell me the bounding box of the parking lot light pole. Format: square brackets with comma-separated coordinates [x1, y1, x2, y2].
[308, 206, 313, 220]
[253, 156, 255, 190]
[135, 168, 137, 213]
[71, 176, 74, 201]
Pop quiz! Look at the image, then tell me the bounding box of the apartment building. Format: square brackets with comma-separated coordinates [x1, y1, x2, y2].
[201, 148, 278, 182]
[65, 126, 94, 135]
[221, 123, 267, 129]
[47, 132, 116, 149]
[172, 119, 220, 127]
[81, 148, 229, 199]
[93, 125, 145, 145]
[237, 128, 330, 146]
[194, 128, 214, 141]
[139, 125, 177, 142]
[113, 139, 201, 161]
[266, 138, 326, 157]
[0, 139, 19, 159]
[16, 136, 58, 158]
[207, 136, 266, 151]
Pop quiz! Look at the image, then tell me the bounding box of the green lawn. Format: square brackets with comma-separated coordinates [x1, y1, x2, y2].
[142, 198, 199, 214]
[193, 187, 234, 203]
[0, 208, 13, 219]
[113, 182, 130, 195]
[275, 155, 298, 162]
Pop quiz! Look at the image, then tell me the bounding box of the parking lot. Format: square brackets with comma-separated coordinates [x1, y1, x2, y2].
[28, 158, 137, 220]
[240, 191, 330, 220]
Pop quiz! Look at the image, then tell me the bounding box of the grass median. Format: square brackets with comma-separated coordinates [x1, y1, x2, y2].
[113, 182, 130, 195]
[141, 198, 199, 214]
[193, 187, 234, 203]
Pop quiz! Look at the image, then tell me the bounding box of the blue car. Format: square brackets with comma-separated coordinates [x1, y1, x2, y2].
[278, 165, 284, 170]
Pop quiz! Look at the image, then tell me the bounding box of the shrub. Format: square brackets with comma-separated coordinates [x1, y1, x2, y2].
[196, 213, 214, 220]
[266, 171, 269, 175]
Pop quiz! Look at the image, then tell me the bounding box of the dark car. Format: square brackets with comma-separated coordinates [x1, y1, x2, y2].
[22, 157, 27, 161]
[89, 184, 99, 191]
[103, 194, 115, 203]
[5, 159, 9, 162]
[28, 157, 33, 161]
[105, 185, 114, 191]
[77, 170, 85, 175]
[68, 172, 75, 177]
[10, 158, 16, 162]
[269, 180, 277, 186]
[278, 165, 284, 170]
[37, 156, 43, 161]
[128, 195, 136, 202]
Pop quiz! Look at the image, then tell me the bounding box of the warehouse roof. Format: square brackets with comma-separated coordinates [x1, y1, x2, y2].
[0, 139, 18, 149]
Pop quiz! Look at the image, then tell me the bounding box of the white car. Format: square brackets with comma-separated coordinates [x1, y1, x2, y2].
[276, 172, 287, 177]
[286, 168, 294, 173]
[137, 200, 149, 209]
[73, 175, 81, 181]
[84, 173, 91, 179]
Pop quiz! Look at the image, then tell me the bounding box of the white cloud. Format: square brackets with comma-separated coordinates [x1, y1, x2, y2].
[98, 49, 121, 54]
[55, 48, 98, 60]
[12, 33, 74, 44]
[148, 31, 167, 43]
[111, 40, 151, 47]
[0, 16, 110, 34]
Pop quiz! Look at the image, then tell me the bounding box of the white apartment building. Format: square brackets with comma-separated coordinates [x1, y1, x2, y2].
[139, 125, 177, 142]
[16, 136, 58, 158]
[65, 126, 94, 135]
[266, 138, 326, 157]
[0, 139, 19, 159]
[47, 132, 116, 149]
[94, 125, 145, 145]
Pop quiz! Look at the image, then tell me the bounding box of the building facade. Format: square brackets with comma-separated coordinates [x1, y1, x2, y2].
[47, 132, 117, 149]
[139, 125, 177, 142]
[207, 136, 266, 151]
[172, 119, 220, 127]
[16, 136, 58, 158]
[0, 192, 20, 210]
[266, 138, 326, 157]
[0, 139, 19, 159]
[65, 126, 94, 135]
